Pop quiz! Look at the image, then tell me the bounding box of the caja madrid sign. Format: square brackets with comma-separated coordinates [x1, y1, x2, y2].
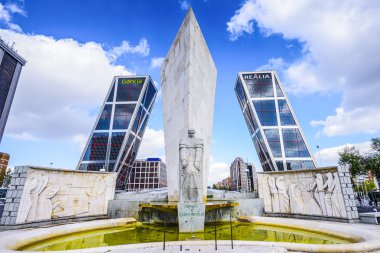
[243, 73, 271, 80]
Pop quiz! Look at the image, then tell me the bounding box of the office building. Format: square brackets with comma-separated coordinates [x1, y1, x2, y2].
[77, 76, 158, 190]
[126, 158, 167, 192]
[0, 152, 10, 187]
[0, 39, 26, 142]
[235, 71, 316, 171]
[230, 157, 256, 192]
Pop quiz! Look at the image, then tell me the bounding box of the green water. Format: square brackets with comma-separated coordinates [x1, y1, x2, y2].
[20, 223, 352, 251]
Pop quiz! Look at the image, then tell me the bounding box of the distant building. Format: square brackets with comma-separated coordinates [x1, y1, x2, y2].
[230, 157, 257, 192]
[246, 163, 258, 192]
[221, 177, 231, 190]
[126, 158, 167, 192]
[0, 39, 26, 142]
[0, 152, 10, 187]
[234, 71, 316, 171]
[215, 182, 222, 189]
[77, 76, 158, 190]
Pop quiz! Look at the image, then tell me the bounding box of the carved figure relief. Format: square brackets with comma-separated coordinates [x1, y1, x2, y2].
[36, 185, 60, 220]
[16, 169, 116, 224]
[87, 175, 107, 214]
[324, 172, 334, 216]
[268, 176, 280, 212]
[331, 172, 344, 217]
[309, 174, 327, 216]
[16, 173, 39, 223]
[27, 174, 48, 222]
[276, 176, 290, 213]
[289, 184, 304, 214]
[302, 190, 322, 216]
[265, 171, 346, 218]
[179, 129, 204, 203]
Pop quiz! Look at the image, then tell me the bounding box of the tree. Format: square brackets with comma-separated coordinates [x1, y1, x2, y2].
[366, 138, 380, 177]
[2, 168, 12, 188]
[339, 138, 380, 190]
[371, 137, 380, 152]
[338, 146, 364, 177]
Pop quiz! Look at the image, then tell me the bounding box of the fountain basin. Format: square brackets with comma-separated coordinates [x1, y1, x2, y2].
[1, 217, 380, 252]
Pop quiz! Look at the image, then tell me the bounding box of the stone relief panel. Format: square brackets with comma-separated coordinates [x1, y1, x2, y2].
[258, 168, 350, 219]
[16, 167, 116, 224]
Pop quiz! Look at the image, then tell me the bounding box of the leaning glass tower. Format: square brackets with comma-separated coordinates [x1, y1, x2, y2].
[235, 71, 316, 171]
[77, 76, 157, 190]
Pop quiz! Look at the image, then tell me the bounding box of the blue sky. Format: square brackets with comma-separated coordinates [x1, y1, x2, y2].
[0, 0, 379, 185]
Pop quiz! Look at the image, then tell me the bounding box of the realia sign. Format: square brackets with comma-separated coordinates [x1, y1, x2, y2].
[243, 73, 271, 80]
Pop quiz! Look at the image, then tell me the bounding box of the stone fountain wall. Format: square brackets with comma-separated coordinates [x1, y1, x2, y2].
[1, 166, 116, 226]
[257, 165, 359, 223]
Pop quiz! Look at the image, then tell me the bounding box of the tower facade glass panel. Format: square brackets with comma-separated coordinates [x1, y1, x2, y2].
[0, 40, 26, 142]
[235, 71, 316, 171]
[77, 76, 158, 190]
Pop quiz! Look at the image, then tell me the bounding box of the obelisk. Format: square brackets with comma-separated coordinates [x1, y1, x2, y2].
[161, 8, 217, 202]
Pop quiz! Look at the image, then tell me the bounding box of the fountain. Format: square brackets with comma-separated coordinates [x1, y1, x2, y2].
[2, 6, 380, 253]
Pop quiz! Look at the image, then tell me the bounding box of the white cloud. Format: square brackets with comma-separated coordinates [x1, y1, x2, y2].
[311, 107, 380, 137]
[227, 0, 380, 136]
[0, 4, 10, 22]
[137, 127, 165, 160]
[0, 2, 24, 32]
[0, 29, 133, 141]
[71, 134, 88, 151]
[314, 141, 372, 167]
[179, 0, 190, 10]
[227, 0, 255, 41]
[7, 132, 39, 141]
[107, 38, 150, 61]
[150, 57, 164, 69]
[256, 57, 285, 71]
[208, 160, 230, 186]
[5, 3, 27, 16]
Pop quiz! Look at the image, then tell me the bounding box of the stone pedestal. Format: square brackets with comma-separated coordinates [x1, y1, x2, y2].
[178, 202, 205, 233]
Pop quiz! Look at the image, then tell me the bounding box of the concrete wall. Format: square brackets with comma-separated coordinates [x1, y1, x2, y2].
[108, 190, 263, 223]
[161, 9, 217, 202]
[1, 166, 116, 225]
[257, 165, 359, 222]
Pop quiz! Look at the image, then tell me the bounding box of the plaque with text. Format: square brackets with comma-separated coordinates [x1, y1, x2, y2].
[178, 203, 205, 233]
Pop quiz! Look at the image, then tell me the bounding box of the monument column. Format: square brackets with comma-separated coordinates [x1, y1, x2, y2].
[161, 8, 217, 202]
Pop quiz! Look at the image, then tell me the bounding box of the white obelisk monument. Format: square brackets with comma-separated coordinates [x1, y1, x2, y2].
[161, 8, 217, 202]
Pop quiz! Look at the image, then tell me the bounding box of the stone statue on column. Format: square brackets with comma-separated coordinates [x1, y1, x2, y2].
[178, 129, 206, 232]
[179, 129, 203, 203]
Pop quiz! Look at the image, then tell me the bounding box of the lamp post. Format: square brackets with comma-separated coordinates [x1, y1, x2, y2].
[237, 161, 241, 192]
